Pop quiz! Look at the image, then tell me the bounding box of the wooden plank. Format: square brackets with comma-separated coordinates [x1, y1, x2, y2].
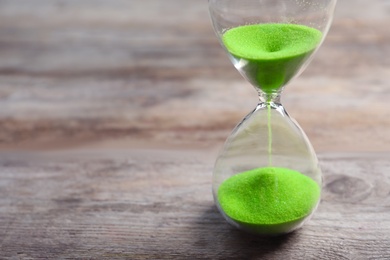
[0, 149, 389, 259]
[0, 0, 389, 258]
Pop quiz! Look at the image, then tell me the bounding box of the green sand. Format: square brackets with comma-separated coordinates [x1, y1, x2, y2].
[267, 103, 272, 165]
[222, 23, 322, 93]
[218, 167, 320, 234]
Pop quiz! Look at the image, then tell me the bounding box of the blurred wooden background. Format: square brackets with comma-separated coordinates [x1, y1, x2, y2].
[0, 0, 389, 259]
[0, 0, 388, 152]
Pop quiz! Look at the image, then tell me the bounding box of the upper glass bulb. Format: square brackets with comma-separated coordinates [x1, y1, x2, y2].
[209, 0, 337, 98]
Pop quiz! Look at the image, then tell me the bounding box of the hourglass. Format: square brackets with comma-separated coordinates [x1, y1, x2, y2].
[209, 0, 337, 235]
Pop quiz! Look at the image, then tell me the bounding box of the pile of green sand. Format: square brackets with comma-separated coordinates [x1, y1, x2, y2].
[222, 23, 322, 94]
[217, 167, 320, 234]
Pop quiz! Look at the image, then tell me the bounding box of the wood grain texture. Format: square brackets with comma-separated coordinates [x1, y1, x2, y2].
[0, 0, 390, 259]
[0, 149, 390, 259]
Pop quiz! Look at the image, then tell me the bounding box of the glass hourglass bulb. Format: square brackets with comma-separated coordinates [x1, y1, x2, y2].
[209, 0, 337, 235]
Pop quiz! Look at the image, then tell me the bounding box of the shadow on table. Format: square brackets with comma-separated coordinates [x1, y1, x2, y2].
[192, 205, 299, 259]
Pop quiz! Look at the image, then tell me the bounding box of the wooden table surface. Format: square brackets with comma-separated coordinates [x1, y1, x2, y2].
[0, 0, 389, 259]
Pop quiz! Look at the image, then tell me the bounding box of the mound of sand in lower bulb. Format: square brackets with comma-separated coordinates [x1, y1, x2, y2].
[217, 167, 320, 235]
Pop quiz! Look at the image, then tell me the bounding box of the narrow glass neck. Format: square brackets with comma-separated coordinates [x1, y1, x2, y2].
[258, 92, 281, 104]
